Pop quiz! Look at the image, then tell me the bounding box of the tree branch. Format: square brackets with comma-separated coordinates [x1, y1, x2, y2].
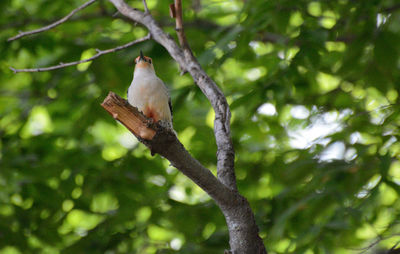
[1, 13, 107, 31]
[107, 1, 266, 253]
[8, 0, 97, 42]
[9, 34, 150, 73]
[8, 0, 266, 251]
[101, 92, 156, 140]
[101, 92, 266, 254]
[108, 0, 237, 191]
[101, 92, 231, 201]
[142, 0, 149, 14]
[172, 0, 190, 51]
[112, 0, 238, 192]
[172, 0, 236, 191]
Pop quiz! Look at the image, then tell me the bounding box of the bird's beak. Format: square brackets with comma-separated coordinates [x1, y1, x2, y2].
[139, 50, 145, 62]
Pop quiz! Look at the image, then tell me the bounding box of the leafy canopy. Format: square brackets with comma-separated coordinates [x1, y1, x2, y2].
[1, 0, 400, 253]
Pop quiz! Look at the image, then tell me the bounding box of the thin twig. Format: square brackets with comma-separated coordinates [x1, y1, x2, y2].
[142, 0, 149, 13]
[8, 0, 97, 42]
[388, 241, 400, 254]
[9, 34, 150, 73]
[171, 0, 194, 75]
[173, 0, 190, 50]
[350, 233, 400, 254]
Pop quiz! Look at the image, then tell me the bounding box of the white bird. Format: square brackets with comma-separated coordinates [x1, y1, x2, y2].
[127, 51, 173, 132]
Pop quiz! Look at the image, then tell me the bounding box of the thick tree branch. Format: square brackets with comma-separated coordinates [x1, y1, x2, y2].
[106, 1, 266, 253]
[108, 0, 237, 191]
[8, 0, 266, 251]
[9, 34, 150, 73]
[101, 92, 231, 202]
[8, 0, 97, 42]
[101, 92, 266, 254]
[101, 92, 156, 140]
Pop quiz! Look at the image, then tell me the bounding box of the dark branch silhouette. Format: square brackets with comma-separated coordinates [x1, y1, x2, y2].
[8, 0, 97, 42]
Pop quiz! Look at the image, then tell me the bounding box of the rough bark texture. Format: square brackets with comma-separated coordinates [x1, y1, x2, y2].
[8, 0, 267, 252]
[104, 0, 266, 254]
[109, 0, 237, 189]
[106, 0, 267, 253]
[101, 92, 156, 140]
[101, 92, 267, 254]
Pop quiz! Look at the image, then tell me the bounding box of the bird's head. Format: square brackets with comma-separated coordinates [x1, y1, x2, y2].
[134, 50, 154, 73]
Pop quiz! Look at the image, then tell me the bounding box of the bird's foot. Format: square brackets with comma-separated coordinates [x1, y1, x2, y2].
[146, 118, 154, 127]
[158, 120, 173, 130]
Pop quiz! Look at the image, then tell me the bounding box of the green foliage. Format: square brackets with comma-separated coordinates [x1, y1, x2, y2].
[1, 0, 400, 253]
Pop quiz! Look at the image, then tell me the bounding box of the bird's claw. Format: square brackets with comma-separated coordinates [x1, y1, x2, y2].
[146, 118, 154, 127]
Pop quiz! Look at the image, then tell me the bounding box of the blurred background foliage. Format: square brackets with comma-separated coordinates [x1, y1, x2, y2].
[1, 0, 400, 253]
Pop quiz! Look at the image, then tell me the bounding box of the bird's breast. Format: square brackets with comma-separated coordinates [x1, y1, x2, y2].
[127, 76, 171, 123]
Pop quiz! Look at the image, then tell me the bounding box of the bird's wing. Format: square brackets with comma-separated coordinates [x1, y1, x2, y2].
[168, 97, 173, 121]
[156, 77, 173, 120]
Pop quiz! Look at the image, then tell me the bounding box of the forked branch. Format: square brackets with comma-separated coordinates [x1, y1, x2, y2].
[170, 0, 191, 51]
[9, 34, 150, 73]
[106, 1, 266, 253]
[8, 0, 267, 251]
[168, 0, 237, 191]
[8, 0, 97, 42]
[101, 92, 234, 205]
[109, 0, 237, 191]
[101, 93, 265, 254]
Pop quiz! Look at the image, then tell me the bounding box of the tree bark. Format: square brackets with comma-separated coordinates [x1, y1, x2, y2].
[101, 92, 267, 253]
[106, 0, 267, 252]
[8, 0, 267, 251]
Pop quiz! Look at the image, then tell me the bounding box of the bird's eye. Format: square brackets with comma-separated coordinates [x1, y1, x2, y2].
[148, 59, 152, 64]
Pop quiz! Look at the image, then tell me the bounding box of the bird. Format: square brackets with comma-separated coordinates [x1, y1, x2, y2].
[127, 50, 173, 133]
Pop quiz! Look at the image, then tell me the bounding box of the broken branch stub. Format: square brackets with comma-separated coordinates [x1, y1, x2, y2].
[101, 91, 156, 140]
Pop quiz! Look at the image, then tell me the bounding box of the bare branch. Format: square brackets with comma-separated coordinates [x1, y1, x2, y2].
[101, 92, 156, 140]
[108, 0, 237, 189]
[8, 0, 265, 251]
[354, 233, 400, 254]
[9, 34, 150, 73]
[1, 12, 112, 31]
[172, 0, 236, 191]
[8, 0, 97, 42]
[142, 0, 149, 14]
[101, 93, 266, 254]
[106, 1, 267, 253]
[102, 90, 266, 254]
[388, 242, 400, 254]
[173, 0, 190, 50]
[101, 92, 233, 203]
